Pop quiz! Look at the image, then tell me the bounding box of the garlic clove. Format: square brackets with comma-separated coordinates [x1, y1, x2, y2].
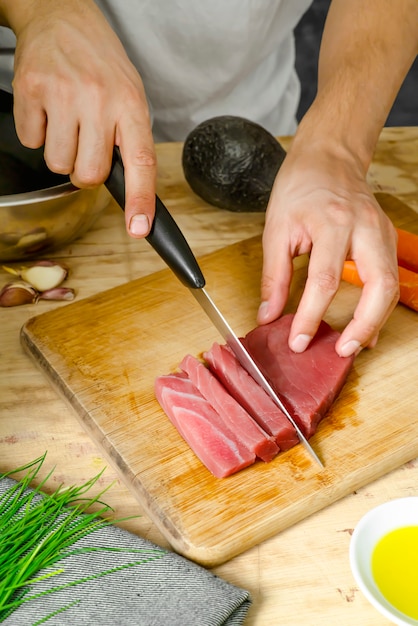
[3, 260, 69, 292]
[21, 264, 68, 291]
[16, 228, 48, 249]
[38, 287, 75, 302]
[0, 281, 38, 307]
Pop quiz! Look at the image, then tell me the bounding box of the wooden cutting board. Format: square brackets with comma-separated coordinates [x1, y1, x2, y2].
[21, 193, 418, 567]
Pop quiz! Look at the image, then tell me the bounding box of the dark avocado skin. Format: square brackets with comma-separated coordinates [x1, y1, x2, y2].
[182, 115, 286, 212]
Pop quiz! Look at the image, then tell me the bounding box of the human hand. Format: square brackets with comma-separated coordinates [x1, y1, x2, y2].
[257, 141, 399, 357]
[8, 0, 156, 237]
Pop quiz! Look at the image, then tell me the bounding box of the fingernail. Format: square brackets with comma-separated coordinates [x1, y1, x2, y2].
[257, 301, 270, 322]
[339, 339, 361, 357]
[290, 334, 312, 353]
[129, 214, 149, 236]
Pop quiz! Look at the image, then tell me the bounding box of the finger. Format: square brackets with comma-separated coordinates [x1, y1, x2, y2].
[70, 112, 113, 188]
[12, 92, 47, 149]
[336, 267, 399, 357]
[43, 104, 80, 176]
[336, 224, 399, 356]
[288, 232, 349, 352]
[257, 226, 294, 325]
[118, 119, 157, 239]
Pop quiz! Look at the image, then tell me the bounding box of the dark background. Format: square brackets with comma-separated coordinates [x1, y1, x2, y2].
[294, 0, 418, 125]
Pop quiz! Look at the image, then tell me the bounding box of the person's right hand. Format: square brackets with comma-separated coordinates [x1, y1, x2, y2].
[6, 0, 156, 237]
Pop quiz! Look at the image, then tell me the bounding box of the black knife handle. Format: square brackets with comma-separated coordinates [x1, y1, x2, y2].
[105, 148, 205, 289]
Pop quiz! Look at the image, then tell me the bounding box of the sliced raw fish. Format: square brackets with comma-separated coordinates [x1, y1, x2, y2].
[179, 354, 279, 462]
[242, 314, 355, 437]
[154, 371, 255, 478]
[203, 343, 299, 451]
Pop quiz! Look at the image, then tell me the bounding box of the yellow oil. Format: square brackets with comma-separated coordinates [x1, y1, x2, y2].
[372, 525, 418, 620]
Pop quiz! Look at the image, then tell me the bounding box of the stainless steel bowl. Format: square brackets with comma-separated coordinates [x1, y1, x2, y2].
[0, 183, 110, 262]
[0, 88, 110, 261]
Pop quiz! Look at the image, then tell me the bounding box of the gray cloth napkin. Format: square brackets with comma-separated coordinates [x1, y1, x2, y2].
[0, 477, 251, 626]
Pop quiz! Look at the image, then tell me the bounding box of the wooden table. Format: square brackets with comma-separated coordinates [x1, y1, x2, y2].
[1, 128, 418, 625]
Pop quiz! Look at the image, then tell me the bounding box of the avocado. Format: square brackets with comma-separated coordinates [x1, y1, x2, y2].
[181, 115, 286, 212]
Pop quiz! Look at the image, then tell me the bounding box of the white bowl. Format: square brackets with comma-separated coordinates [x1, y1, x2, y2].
[350, 497, 418, 625]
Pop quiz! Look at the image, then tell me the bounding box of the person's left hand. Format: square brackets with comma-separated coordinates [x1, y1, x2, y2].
[257, 140, 399, 357]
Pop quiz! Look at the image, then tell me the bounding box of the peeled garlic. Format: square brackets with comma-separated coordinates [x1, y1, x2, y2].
[3, 260, 68, 292]
[0, 281, 38, 307]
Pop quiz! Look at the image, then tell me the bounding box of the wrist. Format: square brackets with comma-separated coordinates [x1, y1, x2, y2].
[292, 99, 380, 175]
[0, 0, 97, 35]
[0, 0, 38, 33]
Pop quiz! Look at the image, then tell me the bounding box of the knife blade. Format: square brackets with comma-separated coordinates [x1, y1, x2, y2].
[105, 148, 323, 467]
[191, 288, 323, 467]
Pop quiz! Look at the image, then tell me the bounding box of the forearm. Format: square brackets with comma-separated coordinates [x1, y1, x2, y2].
[0, 0, 99, 34]
[294, 0, 418, 171]
[0, 0, 36, 30]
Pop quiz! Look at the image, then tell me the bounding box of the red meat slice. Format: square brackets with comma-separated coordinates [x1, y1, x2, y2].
[179, 354, 279, 462]
[154, 371, 255, 478]
[203, 343, 299, 451]
[242, 314, 355, 437]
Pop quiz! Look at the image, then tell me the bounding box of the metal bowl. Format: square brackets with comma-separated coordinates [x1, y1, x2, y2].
[0, 89, 110, 261]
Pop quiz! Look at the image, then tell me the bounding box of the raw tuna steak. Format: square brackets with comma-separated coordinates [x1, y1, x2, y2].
[242, 314, 355, 437]
[203, 343, 299, 451]
[154, 371, 255, 478]
[155, 313, 354, 478]
[179, 354, 279, 462]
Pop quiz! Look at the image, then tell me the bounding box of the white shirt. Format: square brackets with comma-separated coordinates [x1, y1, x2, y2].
[0, 0, 312, 141]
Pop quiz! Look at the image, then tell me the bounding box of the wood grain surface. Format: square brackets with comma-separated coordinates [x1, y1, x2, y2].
[2, 129, 418, 625]
[21, 195, 418, 567]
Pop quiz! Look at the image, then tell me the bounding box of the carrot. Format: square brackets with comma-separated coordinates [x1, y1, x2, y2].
[341, 260, 363, 288]
[342, 260, 418, 313]
[396, 227, 418, 273]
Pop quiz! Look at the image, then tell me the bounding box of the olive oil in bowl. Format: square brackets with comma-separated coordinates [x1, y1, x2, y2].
[372, 525, 418, 620]
[350, 497, 418, 626]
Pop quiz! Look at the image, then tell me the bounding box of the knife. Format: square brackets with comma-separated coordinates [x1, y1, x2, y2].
[106, 148, 323, 467]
